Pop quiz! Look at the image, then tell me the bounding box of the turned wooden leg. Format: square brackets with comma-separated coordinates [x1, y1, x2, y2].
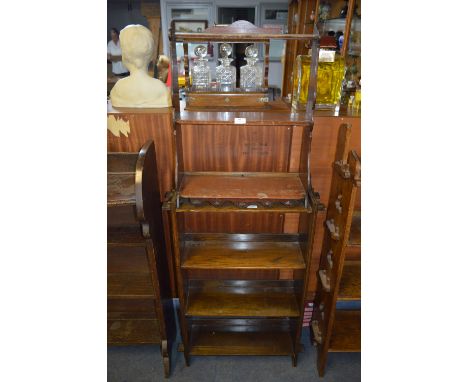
[317, 350, 327, 377]
[292, 352, 298, 367]
[161, 340, 170, 378]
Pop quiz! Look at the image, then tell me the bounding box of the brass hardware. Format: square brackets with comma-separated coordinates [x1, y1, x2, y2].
[224, 97, 230, 103]
[259, 97, 269, 102]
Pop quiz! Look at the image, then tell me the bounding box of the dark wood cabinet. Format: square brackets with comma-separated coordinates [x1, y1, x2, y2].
[107, 141, 176, 378]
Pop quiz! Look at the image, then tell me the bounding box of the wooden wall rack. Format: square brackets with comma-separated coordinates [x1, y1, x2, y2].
[107, 141, 176, 377]
[310, 124, 361, 376]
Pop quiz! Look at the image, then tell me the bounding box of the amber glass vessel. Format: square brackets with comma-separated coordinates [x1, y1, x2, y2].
[291, 50, 311, 111]
[316, 37, 345, 109]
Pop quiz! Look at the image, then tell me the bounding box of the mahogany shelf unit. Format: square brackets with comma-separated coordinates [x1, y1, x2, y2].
[107, 141, 176, 378]
[165, 20, 321, 367]
[310, 124, 361, 376]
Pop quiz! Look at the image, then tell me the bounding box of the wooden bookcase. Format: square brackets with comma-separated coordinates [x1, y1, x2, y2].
[166, 21, 322, 365]
[107, 141, 176, 377]
[310, 124, 361, 376]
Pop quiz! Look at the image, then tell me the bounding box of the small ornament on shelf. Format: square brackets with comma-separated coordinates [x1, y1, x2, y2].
[216, 43, 236, 92]
[240, 45, 263, 92]
[191, 45, 211, 91]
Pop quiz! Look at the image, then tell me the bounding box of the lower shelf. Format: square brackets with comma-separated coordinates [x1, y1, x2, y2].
[186, 280, 301, 317]
[107, 273, 154, 299]
[329, 310, 361, 352]
[190, 328, 293, 356]
[107, 318, 160, 345]
[337, 261, 361, 301]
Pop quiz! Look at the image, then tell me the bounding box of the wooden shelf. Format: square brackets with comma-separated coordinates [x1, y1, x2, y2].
[348, 211, 361, 246]
[338, 261, 361, 301]
[186, 285, 300, 317]
[177, 202, 311, 213]
[107, 273, 154, 299]
[108, 318, 160, 345]
[182, 240, 305, 270]
[107, 174, 136, 206]
[107, 226, 145, 246]
[190, 328, 293, 355]
[329, 310, 361, 352]
[179, 173, 306, 201]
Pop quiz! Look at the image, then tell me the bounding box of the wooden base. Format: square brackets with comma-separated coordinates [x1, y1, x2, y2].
[190, 329, 293, 356]
[185, 90, 269, 110]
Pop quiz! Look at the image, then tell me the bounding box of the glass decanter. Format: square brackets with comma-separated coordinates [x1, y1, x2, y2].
[216, 43, 236, 92]
[240, 45, 263, 91]
[190, 45, 211, 91]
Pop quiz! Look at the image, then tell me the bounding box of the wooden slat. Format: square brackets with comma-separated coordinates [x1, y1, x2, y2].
[177, 203, 311, 213]
[179, 173, 306, 200]
[174, 33, 316, 42]
[190, 329, 293, 355]
[107, 273, 154, 298]
[177, 99, 313, 124]
[338, 262, 361, 301]
[107, 153, 138, 173]
[107, 173, 136, 206]
[186, 290, 300, 317]
[182, 240, 305, 270]
[108, 299, 156, 319]
[108, 319, 160, 345]
[107, 226, 144, 246]
[348, 211, 361, 246]
[107, 246, 148, 273]
[329, 310, 361, 352]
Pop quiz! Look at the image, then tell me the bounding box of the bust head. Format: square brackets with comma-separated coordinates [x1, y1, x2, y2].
[120, 25, 153, 72]
[110, 24, 172, 108]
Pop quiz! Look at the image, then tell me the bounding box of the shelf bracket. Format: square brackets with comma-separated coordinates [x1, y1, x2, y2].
[311, 320, 323, 344]
[326, 219, 340, 240]
[326, 249, 333, 269]
[318, 269, 331, 292]
[335, 194, 343, 214]
[334, 161, 351, 179]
